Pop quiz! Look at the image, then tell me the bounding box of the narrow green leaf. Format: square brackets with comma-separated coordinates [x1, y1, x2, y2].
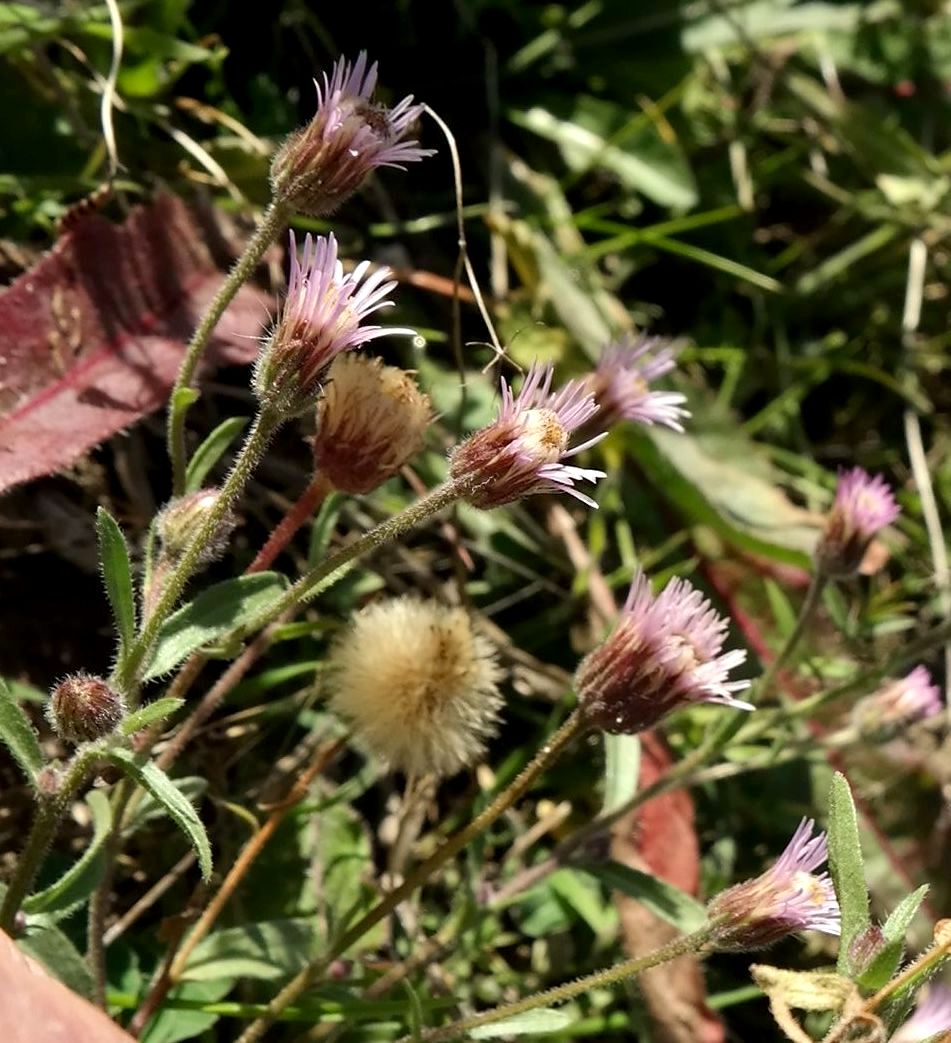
[858, 885, 930, 991]
[18, 921, 93, 997]
[402, 980, 425, 1042]
[828, 773, 870, 975]
[106, 749, 212, 879]
[470, 1009, 573, 1038]
[179, 919, 317, 982]
[120, 698, 185, 736]
[0, 677, 43, 782]
[185, 416, 248, 493]
[96, 507, 136, 658]
[602, 733, 640, 816]
[24, 791, 113, 919]
[144, 573, 290, 680]
[582, 860, 709, 934]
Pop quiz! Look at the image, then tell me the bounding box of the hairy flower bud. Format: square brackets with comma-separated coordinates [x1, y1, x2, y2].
[585, 335, 689, 433]
[314, 354, 431, 493]
[157, 488, 236, 566]
[852, 666, 942, 739]
[816, 467, 899, 578]
[450, 362, 606, 509]
[708, 819, 841, 950]
[270, 52, 433, 216]
[48, 673, 124, 744]
[327, 597, 504, 777]
[847, 924, 886, 978]
[576, 572, 752, 735]
[254, 231, 415, 418]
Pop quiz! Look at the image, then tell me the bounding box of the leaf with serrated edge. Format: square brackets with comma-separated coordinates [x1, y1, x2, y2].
[828, 773, 870, 975]
[0, 677, 43, 782]
[106, 749, 212, 879]
[96, 507, 136, 657]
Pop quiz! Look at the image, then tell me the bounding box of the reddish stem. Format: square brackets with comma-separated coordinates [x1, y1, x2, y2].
[246, 473, 332, 574]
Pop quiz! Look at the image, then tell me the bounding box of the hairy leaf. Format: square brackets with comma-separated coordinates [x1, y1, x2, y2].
[0, 677, 43, 782]
[96, 507, 136, 658]
[828, 773, 870, 975]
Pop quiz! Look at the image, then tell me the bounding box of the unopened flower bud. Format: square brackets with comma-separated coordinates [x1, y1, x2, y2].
[450, 362, 606, 509]
[853, 666, 942, 739]
[708, 818, 840, 950]
[48, 673, 124, 744]
[816, 467, 899, 578]
[314, 355, 431, 493]
[847, 924, 886, 977]
[327, 597, 504, 777]
[576, 572, 752, 735]
[270, 52, 432, 217]
[157, 488, 236, 567]
[254, 232, 415, 418]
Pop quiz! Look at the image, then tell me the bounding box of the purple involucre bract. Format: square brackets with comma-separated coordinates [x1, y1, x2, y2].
[708, 818, 841, 950]
[587, 335, 689, 432]
[576, 572, 752, 734]
[816, 467, 900, 577]
[450, 361, 606, 509]
[254, 231, 415, 416]
[271, 52, 433, 216]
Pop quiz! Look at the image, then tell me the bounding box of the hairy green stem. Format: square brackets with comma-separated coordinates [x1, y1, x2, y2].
[404, 925, 717, 1043]
[0, 748, 100, 932]
[117, 410, 280, 696]
[168, 199, 287, 495]
[234, 709, 588, 1043]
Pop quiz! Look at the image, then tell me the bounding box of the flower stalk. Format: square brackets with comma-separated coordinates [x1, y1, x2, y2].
[233, 709, 588, 1043]
[168, 200, 288, 495]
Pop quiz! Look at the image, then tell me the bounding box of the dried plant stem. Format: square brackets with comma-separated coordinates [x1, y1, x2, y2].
[401, 925, 717, 1043]
[167, 199, 287, 495]
[118, 409, 281, 696]
[0, 747, 100, 933]
[129, 737, 345, 1036]
[247, 473, 333, 574]
[234, 709, 588, 1043]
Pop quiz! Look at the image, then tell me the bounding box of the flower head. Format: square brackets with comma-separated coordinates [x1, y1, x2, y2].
[892, 985, 951, 1043]
[254, 231, 415, 416]
[271, 52, 433, 216]
[157, 488, 236, 568]
[708, 818, 841, 950]
[816, 467, 899, 578]
[576, 572, 752, 734]
[48, 673, 125, 745]
[586, 335, 689, 432]
[327, 598, 504, 777]
[853, 666, 942, 739]
[449, 362, 606, 509]
[314, 355, 431, 493]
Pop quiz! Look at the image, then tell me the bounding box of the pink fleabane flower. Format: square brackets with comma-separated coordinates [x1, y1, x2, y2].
[587, 335, 689, 432]
[576, 572, 752, 734]
[271, 52, 433, 216]
[708, 818, 841, 950]
[892, 985, 951, 1043]
[450, 362, 606, 509]
[816, 467, 900, 578]
[853, 666, 943, 738]
[254, 231, 415, 416]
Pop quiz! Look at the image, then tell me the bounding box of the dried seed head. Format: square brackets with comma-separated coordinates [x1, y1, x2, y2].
[157, 488, 237, 567]
[708, 818, 841, 950]
[327, 598, 504, 777]
[586, 335, 689, 433]
[48, 672, 124, 745]
[576, 572, 752, 735]
[450, 362, 606, 509]
[271, 52, 433, 216]
[852, 666, 942, 739]
[816, 468, 899, 578]
[314, 354, 431, 493]
[254, 231, 416, 418]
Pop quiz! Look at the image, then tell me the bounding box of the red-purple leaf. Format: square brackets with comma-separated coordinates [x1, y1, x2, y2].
[0, 194, 273, 494]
